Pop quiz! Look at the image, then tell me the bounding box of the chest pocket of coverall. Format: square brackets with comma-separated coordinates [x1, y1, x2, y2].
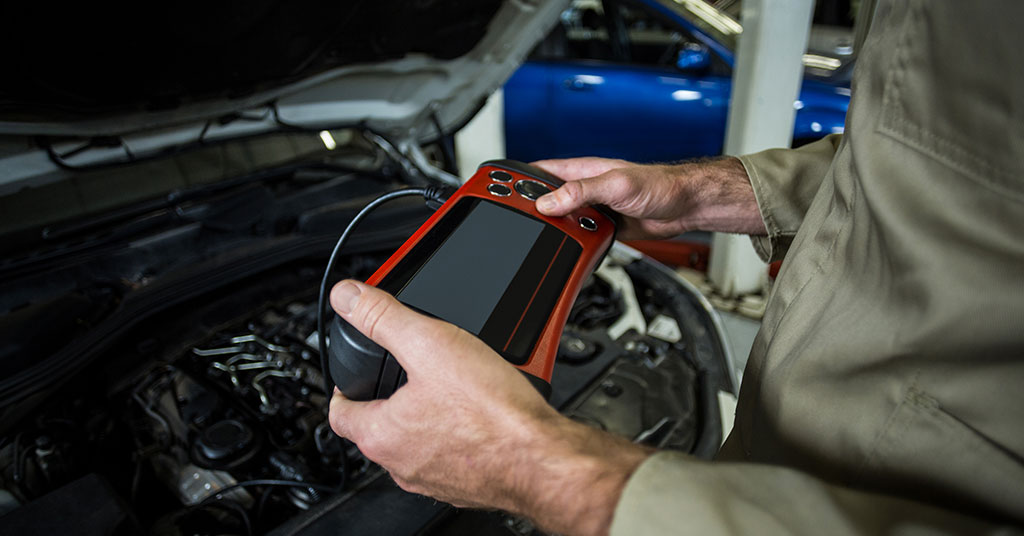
[877, 0, 1024, 199]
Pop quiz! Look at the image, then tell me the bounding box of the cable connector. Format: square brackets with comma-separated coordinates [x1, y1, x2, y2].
[423, 185, 456, 210]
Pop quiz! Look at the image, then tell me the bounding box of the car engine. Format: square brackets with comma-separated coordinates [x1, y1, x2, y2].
[0, 242, 732, 535]
[0, 123, 735, 532]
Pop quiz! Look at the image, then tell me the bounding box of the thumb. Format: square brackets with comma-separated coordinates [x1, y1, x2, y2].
[536, 171, 631, 217]
[330, 279, 447, 375]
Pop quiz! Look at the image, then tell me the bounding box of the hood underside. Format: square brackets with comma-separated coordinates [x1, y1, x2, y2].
[0, 0, 563, 138]
[0, 0, 566, 200]
[2, 1, 495, 117]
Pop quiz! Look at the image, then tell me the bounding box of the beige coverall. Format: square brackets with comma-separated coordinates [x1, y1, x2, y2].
[611, 1, 1024, 533]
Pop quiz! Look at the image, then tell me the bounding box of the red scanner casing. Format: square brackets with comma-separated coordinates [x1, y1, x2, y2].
[363, 160, 616, 388]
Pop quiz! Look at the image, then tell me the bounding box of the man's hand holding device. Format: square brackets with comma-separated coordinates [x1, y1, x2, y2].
[327, 279, 650, 536]
[321, 159, 773, 535]
[326, 160, 618, 400]
[322, 161, 645, 534]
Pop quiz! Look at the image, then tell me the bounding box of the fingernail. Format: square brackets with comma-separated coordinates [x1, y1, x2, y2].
[536, 194, 557, 212]
[332, 282, 361, 314]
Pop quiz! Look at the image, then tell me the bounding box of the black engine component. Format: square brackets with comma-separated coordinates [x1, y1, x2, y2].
[562, 332, 700, 451]
[0, 253, 730, 535]
[557, 329, 601, 364]
[566, 276, 623, 329]
[192, 419, 260, 471]
[0, 473, 140, 536]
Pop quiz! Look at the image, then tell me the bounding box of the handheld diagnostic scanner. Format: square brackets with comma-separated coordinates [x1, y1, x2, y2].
[327, 159, 617, 400]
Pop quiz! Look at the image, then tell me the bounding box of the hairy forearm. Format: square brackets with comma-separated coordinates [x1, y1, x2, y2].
[674, 156, 767, 236]
[507, 414, 655, 536]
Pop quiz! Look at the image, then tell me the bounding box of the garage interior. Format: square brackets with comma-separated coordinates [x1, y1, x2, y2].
[2, 0, 1020, 535]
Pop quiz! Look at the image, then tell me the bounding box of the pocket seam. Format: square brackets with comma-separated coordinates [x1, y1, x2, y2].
[876, 0, 1024, 201]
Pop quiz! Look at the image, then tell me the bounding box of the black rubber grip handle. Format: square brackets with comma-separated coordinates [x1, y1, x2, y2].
[329, 314, 550, 401]
[328, 316, 390, 401]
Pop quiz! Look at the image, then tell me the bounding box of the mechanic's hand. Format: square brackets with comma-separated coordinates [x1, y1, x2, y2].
[532, 156, 766, 239]
[328, 280, 651, 536]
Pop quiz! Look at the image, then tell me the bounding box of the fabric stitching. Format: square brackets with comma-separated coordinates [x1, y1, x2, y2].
[877, 0, 1024, 200]
[743, 156, 781, 237]
[741, 154, 795, 262]
[857, 371, 921, 474]
[877, 123, 1024, 202]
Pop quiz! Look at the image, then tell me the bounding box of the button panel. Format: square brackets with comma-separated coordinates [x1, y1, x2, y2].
[514, 179, 551, 200]
[481, 168, 607, 239]
[489, 170, 513, 182]
[487, 183, 511, 197]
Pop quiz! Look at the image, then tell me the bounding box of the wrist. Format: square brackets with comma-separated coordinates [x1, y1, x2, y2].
[507, 412, 653, 536]
[674, 156, 767, 235]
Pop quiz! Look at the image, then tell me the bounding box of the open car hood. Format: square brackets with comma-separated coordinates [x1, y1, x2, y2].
[0, 1, 565, 192]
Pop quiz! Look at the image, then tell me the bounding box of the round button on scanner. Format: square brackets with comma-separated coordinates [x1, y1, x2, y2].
[514, 179, 552, 200]
[578, 216, 598, 232]
[489, 170, 513, 182]
[487, 183, 511, 197]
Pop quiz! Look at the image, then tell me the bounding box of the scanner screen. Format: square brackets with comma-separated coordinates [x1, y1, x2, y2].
[380, 198, 581, 365]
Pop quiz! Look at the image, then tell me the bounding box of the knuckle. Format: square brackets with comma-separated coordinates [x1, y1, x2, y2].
[605, 171, 640, 203]
[327, 413, 344, 436]
[430, 321, 476, 357]
[359, 295, 393, 340]
[328, 410, 355, 441]
[607, 170, 637, 192]
[358, 429, 387, 462]
[561, 180, 586, 204]
[434, 320, 464, 345]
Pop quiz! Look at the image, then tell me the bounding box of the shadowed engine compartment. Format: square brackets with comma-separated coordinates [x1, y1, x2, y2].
[0, 248, 731, 535]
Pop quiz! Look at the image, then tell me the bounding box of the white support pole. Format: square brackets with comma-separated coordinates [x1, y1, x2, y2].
[708, 0, 814, 298]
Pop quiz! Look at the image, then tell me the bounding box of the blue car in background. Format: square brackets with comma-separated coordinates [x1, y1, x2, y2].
[504, 0, 853, 163]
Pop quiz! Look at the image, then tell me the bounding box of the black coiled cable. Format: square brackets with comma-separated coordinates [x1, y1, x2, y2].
[316, 186, 453, 402]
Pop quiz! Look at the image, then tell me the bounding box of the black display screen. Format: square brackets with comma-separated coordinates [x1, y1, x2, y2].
[377, 198, 581, 365]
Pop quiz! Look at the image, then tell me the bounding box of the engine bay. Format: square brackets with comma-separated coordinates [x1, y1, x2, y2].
[0, 246, 731, 535]
[0, 132, 733, 535]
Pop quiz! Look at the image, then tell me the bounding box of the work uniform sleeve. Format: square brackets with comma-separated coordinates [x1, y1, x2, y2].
[738, 133, 842, 262]
[609, 451, 1013, 536]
